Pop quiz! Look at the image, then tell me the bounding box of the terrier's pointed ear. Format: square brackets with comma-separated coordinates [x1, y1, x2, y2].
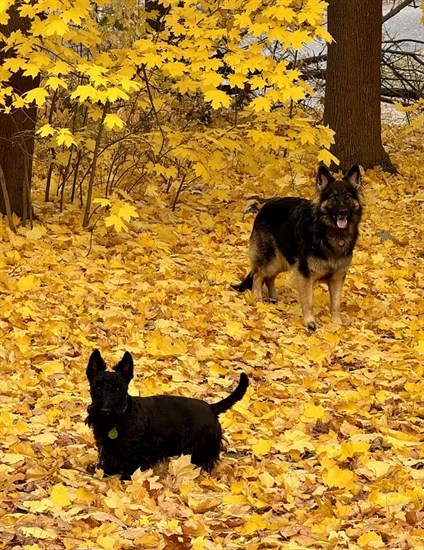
[316, 165, 335, 191]
[86, 349, 106, 381]
[114, 351, 134, 383]
[345, 165, 362, 189]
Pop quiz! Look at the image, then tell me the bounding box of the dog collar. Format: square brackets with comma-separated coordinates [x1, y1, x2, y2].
[107, 397, 129, 439]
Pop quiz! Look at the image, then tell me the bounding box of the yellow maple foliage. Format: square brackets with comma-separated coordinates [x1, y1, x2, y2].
[0, 122, 424, 549]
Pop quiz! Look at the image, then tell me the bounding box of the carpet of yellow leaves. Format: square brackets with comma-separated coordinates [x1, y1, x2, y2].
[0, 126, 423, 549]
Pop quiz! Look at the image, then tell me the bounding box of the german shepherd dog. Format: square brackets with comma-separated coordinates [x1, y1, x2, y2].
[233, 165, 363, 331]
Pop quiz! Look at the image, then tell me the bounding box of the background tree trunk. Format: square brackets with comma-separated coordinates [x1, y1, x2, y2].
[323, 0, 396, 173]
[0, 4, 39, 221]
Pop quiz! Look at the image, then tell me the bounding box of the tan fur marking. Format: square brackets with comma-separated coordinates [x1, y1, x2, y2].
[265, 276, 279, 301]
[249, 239, 290, 301]
[328, 271, 347, 324]
[252, 272, 265, 301]
[295, 272, 315, 327]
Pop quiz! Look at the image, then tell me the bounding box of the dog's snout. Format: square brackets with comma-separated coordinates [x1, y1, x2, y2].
[100, 408, 113, 416]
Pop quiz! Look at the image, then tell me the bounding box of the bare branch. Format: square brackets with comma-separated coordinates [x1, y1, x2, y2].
[383, 0, 417, 24]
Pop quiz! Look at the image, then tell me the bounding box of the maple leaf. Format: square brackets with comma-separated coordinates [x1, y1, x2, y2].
[45, 17, 69, 37]
[118, 203, 139, 222]
[252, 439, 272, 456]
[17, 274, 39, 292]
[45, 76, 68, 91]
[357, 532, 385, 548]
[105, 88, 130, 103]
[93, 198, 112, 208]
[0, 6, 10, 25]
[203, 89, 232, 109]
[20, 527, 57, 540]
[119, 77, 141, 93]
[103, 113, 125, 130]
[3, 58, 24, 74]
[55, 128, 76, 147]
[249, 96, 272, 112]
[70, 85, 100, 102]
[286, 29, 313, 49]
[164, 62, 187, 78]
[318, 148, 339, 167]
[104, 214, 128, 232]
[168, 455, 200, 481]
[228, 72, 246, 88]
[238, 512, 270, 535]
[51, 483, 72, 507]
[23, 63, 41, 78]
[24, 87, 49, 106]
[322, 466, 356, 490]
[62, 6, 85, 25]
[37, 124, 56, 138]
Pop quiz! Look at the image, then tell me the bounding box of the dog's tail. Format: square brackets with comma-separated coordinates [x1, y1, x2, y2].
[210, 373, 249, 415]
[231, 272, 253, 292]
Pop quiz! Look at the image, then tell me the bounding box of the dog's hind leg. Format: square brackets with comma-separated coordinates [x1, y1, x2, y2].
[295, 272, 317, 332]
[265, 276, 279, 302]
[328, 271, 346, 325]
[191, 430, 222, 472]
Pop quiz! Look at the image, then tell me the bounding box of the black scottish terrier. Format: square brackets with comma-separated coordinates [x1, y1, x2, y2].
[86, 349, 249, 478]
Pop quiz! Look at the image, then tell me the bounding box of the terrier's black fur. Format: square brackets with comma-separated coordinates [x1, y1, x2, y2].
[86, 350, 249, 478]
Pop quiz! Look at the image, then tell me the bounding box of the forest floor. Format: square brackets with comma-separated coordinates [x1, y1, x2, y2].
[0, 122, 423, 549]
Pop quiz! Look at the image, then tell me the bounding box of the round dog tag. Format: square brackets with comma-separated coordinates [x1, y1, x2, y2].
[108, 427, 118, 439]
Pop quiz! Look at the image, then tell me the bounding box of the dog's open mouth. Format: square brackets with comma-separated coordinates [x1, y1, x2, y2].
[336, 215, 348, 229]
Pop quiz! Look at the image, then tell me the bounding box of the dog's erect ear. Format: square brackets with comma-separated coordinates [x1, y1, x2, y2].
[86, 349, 106, 381]
[316, 165, 335, 191]
[345, 165, 362, 189]
[114, 351, 134, 383]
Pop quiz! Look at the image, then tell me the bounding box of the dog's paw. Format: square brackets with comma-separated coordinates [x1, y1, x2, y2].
[306, 321, 318, 333]
[331, 314, 349, 327]
[86, 463, 97, 475]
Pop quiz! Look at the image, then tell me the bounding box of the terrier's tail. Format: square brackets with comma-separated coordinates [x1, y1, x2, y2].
[210, 373, 249, 415]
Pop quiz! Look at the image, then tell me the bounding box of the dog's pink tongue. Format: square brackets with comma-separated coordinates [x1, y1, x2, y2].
[337, 217, 348, 229]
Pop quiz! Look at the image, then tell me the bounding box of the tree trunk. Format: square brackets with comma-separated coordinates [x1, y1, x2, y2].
[323, 0, 396, 173]
[0, 4, 39, 221]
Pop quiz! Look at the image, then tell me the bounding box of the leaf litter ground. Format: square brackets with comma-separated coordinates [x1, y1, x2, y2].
[0, 127, 423, 549]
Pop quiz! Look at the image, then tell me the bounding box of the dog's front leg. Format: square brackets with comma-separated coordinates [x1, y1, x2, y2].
[328, 271, 346, 325]
[252, 271, 264, 301]
[295, 273, 316, 332]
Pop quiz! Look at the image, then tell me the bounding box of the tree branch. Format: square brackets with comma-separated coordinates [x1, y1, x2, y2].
[382, 0, 416, 24]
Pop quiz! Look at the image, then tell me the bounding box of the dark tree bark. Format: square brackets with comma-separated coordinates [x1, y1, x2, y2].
[145, 0, 170, 33]
[323, 0, 396, 173]
[0, 3, 39, 221]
